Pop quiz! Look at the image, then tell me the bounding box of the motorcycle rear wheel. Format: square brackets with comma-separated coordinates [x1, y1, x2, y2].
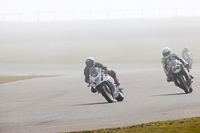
[116, 90, 124, 101]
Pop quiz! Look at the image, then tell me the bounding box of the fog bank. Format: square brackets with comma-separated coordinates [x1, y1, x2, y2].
[0, 18, 200, 64]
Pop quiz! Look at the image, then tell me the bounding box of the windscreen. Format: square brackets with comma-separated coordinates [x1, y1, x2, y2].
[90, 67, 98, 77]
[169, 60, 181, 67]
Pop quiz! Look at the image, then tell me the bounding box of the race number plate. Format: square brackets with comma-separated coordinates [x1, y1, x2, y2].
[171, 65, 181, 73]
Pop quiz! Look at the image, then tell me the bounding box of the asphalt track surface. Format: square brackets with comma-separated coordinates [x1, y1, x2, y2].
[0, 64, 199, 133]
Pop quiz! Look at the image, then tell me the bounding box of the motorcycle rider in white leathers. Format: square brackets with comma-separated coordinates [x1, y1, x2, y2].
[161, 47, 193, 83]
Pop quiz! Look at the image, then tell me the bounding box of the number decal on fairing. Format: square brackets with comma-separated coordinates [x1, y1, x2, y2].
[171, 65, 181, 73]
[95, 77, 99, 82]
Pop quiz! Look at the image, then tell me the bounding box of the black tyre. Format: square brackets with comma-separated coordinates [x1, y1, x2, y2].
[178, 76, 190, 94]
[116, 90, 124, 101]
[98, 83, 114, 103]
[189, 87, 193, 93]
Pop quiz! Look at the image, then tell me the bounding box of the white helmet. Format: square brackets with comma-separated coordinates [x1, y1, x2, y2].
[162, 47, 171, 58]
[85, 57, 95, 68]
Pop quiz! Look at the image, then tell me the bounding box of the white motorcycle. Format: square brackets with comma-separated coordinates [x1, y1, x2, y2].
[88, 67, 124, 103]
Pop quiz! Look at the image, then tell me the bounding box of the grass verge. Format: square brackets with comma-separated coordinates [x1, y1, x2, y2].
[0, 75, 58, 84]
[66, 117, 200, 133]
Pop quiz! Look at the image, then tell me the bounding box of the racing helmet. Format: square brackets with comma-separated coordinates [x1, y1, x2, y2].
[184, 47, 188, 51]
[85, 57, 95, 68]
[162, 47, 171, 58]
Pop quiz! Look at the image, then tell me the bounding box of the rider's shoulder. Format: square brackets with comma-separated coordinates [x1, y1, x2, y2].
[161, 57, 167, 62]
[95, 62, 101, 65]
[84, 66, 89, 71]
[95, 62, 103, 67]
[171, 53, 178, 56]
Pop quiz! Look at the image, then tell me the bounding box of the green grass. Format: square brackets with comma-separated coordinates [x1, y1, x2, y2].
[0, 75, 58, 84]
[65, 117, 200, 133]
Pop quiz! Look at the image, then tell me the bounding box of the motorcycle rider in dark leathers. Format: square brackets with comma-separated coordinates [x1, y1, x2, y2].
[161, 47, 193, 85]
[84, 57, 121, 93]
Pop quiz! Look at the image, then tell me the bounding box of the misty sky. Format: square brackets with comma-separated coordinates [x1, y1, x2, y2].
[1, 0, 200, 14]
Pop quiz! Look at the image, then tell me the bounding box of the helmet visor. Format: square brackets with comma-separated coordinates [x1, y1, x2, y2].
[90, 67, 98, 77]
[86, 60, 94, 68]
[163, 51, 170, 57]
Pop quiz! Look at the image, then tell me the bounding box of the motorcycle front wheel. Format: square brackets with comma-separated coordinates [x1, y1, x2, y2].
[178, 76, 190, 94]
[98, 83, 114, 103]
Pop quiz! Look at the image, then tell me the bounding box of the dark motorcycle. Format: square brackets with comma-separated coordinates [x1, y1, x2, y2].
[169, 60, 193, 94]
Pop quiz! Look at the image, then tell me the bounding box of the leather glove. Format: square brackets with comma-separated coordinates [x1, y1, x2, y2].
[88, 79, 93, 84]
[105, 70, 109, 74]
[184, 63, 189, 68]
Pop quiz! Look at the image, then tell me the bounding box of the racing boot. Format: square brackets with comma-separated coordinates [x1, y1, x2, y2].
[91, 87, 97, 93]
[114, 77, 121, 86]
[167, 76, 173, 82]
[114, 77, 123, 90]
[117, 86, 123, 90]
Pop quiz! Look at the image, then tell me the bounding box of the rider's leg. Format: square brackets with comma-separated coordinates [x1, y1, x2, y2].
[108, 70, 120, 86]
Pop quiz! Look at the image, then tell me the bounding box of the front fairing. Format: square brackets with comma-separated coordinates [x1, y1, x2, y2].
[169, 60, 182, 79]
[89, 67, 102, 87]
[89, 67, 119, 99]
[169, 60, 182, 72]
